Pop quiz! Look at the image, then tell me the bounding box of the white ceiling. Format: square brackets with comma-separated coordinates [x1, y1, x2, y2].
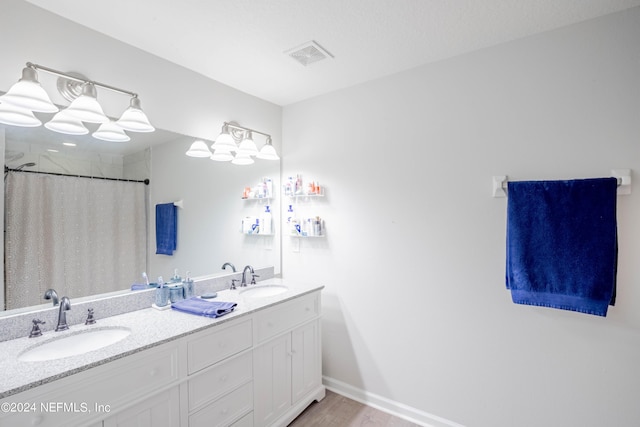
[23, 0, 640, 106]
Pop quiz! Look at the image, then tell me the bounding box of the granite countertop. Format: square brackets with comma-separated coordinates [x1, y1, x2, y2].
[0, 278, 323, 399]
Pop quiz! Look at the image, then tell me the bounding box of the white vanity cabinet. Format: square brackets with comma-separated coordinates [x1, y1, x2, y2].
[253, 292, 324, 426]
[103, 386, 181, 427]
[185, 319, 254, 427]
[0, 288, 324, 427]
[0, 340, 180, 427]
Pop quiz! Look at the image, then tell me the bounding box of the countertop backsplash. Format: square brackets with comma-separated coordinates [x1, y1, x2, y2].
[0, 266, 275, 343]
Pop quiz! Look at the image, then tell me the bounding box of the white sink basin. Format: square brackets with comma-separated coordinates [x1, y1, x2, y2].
[19, 327, 131, 362]
[240, 284, 289, 298]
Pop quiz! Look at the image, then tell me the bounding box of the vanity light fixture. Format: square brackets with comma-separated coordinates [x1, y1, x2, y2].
[0, 62, 154, 141]
[186, 121, 279, 166]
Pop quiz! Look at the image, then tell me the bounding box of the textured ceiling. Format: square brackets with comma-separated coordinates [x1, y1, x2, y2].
[24, 0, 640, 106]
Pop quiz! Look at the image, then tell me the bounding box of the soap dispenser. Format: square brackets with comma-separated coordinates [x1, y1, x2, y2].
[183, 271, 194, 299]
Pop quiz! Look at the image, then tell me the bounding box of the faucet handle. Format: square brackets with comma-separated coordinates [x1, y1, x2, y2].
[230, 279, 239, 290]
[251, 273, 260, 284]
[29, 319, 45, 338]
[85, 308, 96, 325]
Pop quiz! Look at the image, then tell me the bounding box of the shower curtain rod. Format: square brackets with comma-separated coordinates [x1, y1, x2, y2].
[5, 168, 150, 185]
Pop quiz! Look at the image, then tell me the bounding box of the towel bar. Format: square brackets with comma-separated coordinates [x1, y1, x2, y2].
[492, 169, 631, 198]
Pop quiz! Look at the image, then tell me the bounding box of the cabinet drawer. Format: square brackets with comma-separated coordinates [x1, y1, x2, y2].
[188, 319, 252, 374]
[188, 381, 253, 427]
[0, 344, 178, 427]
[188, 351, 252, 411]
[230, 411, 253, 427]
[256, 292, 319, 343]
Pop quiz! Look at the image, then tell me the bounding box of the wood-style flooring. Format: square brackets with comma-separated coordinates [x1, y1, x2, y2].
[288, 390, 420, 427]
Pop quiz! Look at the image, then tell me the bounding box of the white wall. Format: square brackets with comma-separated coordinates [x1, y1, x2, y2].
[1, 0, 282, 282]
[282, 7, 640, 427]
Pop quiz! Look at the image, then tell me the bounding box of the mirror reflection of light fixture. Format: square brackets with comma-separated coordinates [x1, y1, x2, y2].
[210, 148, 235, 162]
[44, 110, 89, 135]
[231, 152, 255, 166]
[92, 121, 131, 142]
[187, 122, 278, 166]
[0, 103, 42, 127]
[186, 140, 212, 158]
[0, 62, 154, 142]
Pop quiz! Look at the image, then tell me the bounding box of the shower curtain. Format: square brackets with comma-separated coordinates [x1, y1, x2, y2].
[4, 171, 147, 310]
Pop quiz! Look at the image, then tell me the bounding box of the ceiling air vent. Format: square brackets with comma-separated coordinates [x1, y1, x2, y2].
[285, 40, 334, 66]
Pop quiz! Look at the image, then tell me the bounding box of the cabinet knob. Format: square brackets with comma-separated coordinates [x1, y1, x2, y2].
[221, 408, 229, 415]
[149, 368, 159, 377]
[267, 321, 274, 327]
[219, 374, 228, 382]
[218, 340, 227, 348]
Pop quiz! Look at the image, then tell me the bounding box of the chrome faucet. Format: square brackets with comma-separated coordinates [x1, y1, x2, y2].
[55, 297, 71, 332]
[241, 265, 254, 287]
[222, 262, 236, 272]
[44, 289, 59, 306]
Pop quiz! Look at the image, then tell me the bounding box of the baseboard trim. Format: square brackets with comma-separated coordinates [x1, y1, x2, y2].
[322, 376, 466, 427]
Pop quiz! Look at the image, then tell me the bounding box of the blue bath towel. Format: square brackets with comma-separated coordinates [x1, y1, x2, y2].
[156, 203, 177, 255]
[505, 178, 617, 317]
[171, 297, 237, 318]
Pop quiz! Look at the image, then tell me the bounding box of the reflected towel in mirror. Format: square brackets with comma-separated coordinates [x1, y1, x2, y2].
[156, 202, 177, 255]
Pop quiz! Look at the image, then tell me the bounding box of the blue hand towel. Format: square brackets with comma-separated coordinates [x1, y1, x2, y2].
[156, 203, 177, 255]
[171, 297, 237, 318]
[505, 178, 617, 317]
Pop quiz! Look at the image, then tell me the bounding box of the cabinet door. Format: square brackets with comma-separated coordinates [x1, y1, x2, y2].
[103, 386, 180, 427]
[253, 334, 291, 426]
[291, 321, 320, 404]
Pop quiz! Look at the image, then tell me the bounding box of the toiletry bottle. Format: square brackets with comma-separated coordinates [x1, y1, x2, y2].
[295, 174, 303, 195]
[261, 206, 272, 235]
[314, 216, 322, 236]
[183, 271, 194, 299]
[287, 205, 296, 235]
[266, 178, 273, 198]
[171, 269, 181, 283]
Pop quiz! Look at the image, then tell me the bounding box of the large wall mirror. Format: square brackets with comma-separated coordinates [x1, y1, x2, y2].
[1, 117, 281, 315]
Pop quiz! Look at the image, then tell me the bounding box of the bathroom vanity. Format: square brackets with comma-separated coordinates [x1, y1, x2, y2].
[0, 279, 325, 427]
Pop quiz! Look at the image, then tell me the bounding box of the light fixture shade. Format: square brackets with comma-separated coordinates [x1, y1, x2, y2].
[116, 97, 155, 132]
[210, 147, 234, 162]
[92, 121, 130, 142]
[237, 131, 259, 156]
[211, 124, 237, 151]
[0, 103, 42, 127]
[45, 110, 89, 135]
[64, 83, 109, 123]
[231, 152, 254, 165]
[0, 67, 58, 113]
[256, 138, 280, 160]
[186, 140, 212, 158]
